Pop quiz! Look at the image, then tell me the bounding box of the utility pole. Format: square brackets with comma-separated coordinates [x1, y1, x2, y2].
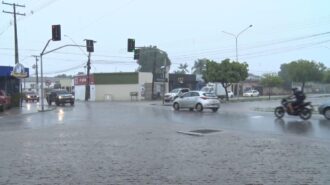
[2, 1, 25, 64]
[84, 39, 95, 101]
[151, 48, 157, 100]
[85, 52, 91, 101]
[32, 55, 39, 94]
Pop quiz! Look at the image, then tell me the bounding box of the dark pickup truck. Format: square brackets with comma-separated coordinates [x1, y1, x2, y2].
[46, 89, 75, 106]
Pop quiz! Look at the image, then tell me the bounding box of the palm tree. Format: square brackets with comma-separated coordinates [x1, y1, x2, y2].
[191, 59, 207, 74]
[174, 63, 189, 74]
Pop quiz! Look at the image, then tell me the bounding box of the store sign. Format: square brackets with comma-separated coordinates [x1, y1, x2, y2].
[11, 63, 28, 78]
[74, 75, 95, 85]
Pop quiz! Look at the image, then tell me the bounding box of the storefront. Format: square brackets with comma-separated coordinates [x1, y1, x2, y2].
[0, 65, 29, 106]
[168, 74, 197, 91]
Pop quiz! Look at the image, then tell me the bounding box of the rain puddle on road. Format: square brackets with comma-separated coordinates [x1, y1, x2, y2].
[250, 116, 264, 119]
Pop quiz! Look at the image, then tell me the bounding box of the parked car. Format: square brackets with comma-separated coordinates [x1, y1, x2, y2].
[46, 89, 74, 106]
[173, 91, 220, 112]
[164, 88, 190, 103]
[23, 91, 39, 102]
[318, 101, 330, 120]
[243, 90, 259, 97]
[227, 90, 234, 98]
[0, 90, 11, 111]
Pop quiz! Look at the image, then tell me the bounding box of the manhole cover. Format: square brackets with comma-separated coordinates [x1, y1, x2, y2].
[189, 129, 221, 134]
[177, 129, 221, 136]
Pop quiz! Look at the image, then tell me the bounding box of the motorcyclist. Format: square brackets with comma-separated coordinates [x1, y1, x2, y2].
[287, 87, 305, 113]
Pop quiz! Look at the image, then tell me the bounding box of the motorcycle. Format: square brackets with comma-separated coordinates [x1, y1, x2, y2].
[274, 98, 313, 120]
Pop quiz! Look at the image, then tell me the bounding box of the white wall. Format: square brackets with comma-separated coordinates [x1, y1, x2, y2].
[95, 84, 139, 101]
[75, 85, 85, 101]
[75, 85, 96, 101]
[138, 72, 153, 100]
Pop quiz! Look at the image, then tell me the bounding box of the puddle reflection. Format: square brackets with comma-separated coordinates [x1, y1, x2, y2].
[275, 119, 313, 135]
[319, 119, 330, 130]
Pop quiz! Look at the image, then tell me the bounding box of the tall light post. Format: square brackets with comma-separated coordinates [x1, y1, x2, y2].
[222, 24, 253, 62]
[222, 25, 253, 98]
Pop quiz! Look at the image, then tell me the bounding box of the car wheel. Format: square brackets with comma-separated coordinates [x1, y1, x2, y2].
[173, 103, 180, 111]
[324, 108, 330, 120]
[70, 102, 74, 106]
[212, 108, 218, 112]
[55, 101, 60, 106]
[25, 100, 28, 103]
[196, 103, 203, 112]
[47, 100, 51, 105]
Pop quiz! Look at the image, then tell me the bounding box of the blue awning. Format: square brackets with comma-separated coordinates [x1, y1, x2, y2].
[0, 66, 29, 78]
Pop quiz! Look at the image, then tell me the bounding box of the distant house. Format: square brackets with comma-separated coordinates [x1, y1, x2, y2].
[22, 77, 73, 93]
[242, 73, 263, 95]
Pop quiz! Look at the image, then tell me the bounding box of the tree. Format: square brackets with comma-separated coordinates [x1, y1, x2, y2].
[191, 59, 208, 75]
[173, 63, 189, 74]
[55, 74, 72, 78]
[261, 73, 283, 100]
[136, 46, 171, 74]
[323, 69, 330, 83]
[279, 60, 326, 92]
[203, 58, 249, 101]
[136, 46, 171, 99]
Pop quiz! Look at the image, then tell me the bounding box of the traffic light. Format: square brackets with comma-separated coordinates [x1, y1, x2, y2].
[86, 40, 94, 52]
[127, 38, 135, 52]
[52, 25, 61, 41]
[134, 49, 140, 60]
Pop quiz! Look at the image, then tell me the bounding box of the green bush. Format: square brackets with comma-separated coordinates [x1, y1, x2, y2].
[10, 93, 23, 107]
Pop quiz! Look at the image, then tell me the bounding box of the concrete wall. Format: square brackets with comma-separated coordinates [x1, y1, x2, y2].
[138, 72, 153, 100]
[95, 84, 139, 101]
[75, 85, 96, 101]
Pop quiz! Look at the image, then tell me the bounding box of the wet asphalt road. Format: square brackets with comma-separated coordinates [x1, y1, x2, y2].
[1, 98, 330, 184]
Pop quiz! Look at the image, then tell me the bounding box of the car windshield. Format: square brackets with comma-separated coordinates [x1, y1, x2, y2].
[203, 93, 217, 97]
[56, 90, 69, 95]
[170, 89, 180, 93]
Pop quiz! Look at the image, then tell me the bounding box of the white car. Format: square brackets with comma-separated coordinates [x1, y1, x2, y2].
[164, 88, 189, 103]
[227, 90, 234, 98]
[243, 90, 259, 97]
[173, 91, 220, 112]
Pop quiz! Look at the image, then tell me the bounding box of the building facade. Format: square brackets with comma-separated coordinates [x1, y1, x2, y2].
[74, 72, 153, 101]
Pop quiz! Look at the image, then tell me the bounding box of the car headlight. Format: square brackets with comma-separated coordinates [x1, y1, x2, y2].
[72, 95, 75, 98]
[27, 95, 30, 98]
[58, 96, 63, 99]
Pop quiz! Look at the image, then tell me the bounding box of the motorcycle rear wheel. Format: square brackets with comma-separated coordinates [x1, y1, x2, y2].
[274, 107, 285, 118]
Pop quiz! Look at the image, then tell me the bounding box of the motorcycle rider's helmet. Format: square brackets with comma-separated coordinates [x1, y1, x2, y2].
[291, 87, 298, 92]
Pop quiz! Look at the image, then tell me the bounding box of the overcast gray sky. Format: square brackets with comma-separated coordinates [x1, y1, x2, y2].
[1, 0, 330, 76]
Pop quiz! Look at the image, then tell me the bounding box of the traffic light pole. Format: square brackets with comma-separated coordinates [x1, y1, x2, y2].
[85, 52, 91, 101]
[39, 42, 86, 112]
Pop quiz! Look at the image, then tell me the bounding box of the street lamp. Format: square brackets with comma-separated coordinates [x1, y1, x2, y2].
[222, 25, 253, 99]
[222, 24, 253, 62]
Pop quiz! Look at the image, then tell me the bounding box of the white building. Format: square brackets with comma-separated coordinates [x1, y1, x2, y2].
[74, 72, 154, 101]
